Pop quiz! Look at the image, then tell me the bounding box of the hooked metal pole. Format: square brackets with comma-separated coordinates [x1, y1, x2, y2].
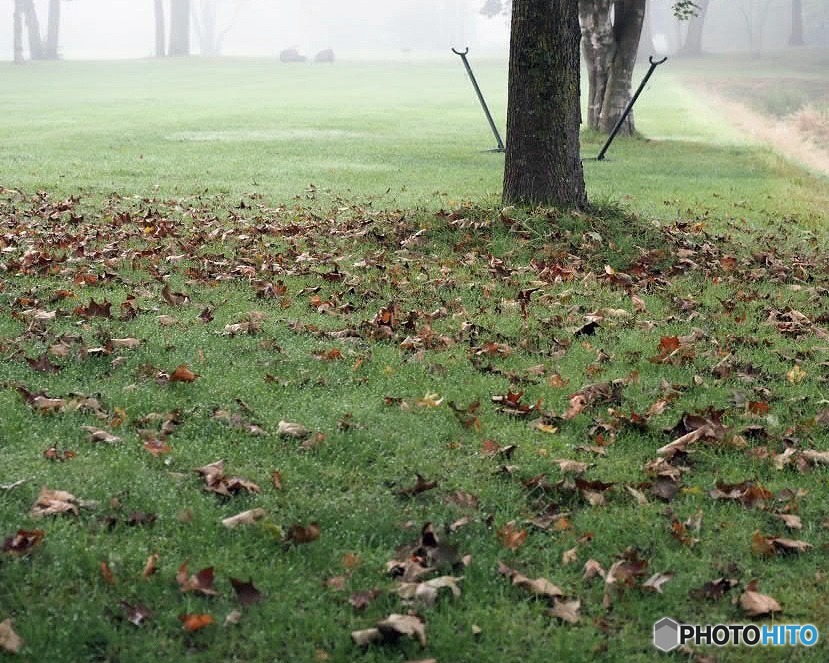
[452, 47, 505, 153]
[596, 56, 668, 161]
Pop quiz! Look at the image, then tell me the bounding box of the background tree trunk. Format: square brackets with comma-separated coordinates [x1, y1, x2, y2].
[678, 0, 709, 56]
[789, 0, 804, 46]
[154, 0, 166, 57]
[579, 0, 646, 136]
[502, 0, 586, 208]
[195, 0, 218, 56]
[13, 0, 25, 63]
[169, 0, 191, 56]
[580, 0, 614, 132]
[21, 0, 43, 60]
[44, 0, 60, 59]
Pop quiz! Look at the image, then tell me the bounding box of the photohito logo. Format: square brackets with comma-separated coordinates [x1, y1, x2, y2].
[653, 617, 819, 652]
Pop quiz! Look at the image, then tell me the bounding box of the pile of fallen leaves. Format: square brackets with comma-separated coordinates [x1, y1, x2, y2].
[1, 189, 829, 660]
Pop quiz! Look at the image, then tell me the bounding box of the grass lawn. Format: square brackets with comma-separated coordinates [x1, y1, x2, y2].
[1, 56, 829, 663]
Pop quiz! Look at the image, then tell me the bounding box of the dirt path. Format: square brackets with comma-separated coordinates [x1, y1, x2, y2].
[690, 83, 829, 178]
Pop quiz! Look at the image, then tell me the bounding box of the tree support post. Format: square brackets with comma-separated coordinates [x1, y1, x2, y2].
[452, 47, 505, 153]
[596, 55, 667, 161]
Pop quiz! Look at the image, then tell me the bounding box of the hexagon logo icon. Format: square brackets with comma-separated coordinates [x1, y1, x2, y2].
[653, 617, 680, 652]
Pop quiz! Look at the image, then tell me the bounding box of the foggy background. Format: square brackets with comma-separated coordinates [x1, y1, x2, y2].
[2, 0, 828, 62]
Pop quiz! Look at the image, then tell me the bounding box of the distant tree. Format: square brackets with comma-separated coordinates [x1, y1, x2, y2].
[502, 0, 586, 208]
[789, 0, 804, 46]
[192, 0, 249, 56]
[19, 0, 44, 60]
[44, 0, 62, 60]
[13, 0, 24, 63]
[169, 0, 191, 56]
[483, 0, 697, 137]
[154, 0, 166, 56]
[678, 0, 710, 56]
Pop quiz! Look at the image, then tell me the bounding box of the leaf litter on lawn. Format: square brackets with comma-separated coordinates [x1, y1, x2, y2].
[2, 191, 829, 658]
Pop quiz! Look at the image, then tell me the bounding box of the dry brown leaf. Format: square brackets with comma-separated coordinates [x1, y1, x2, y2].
[497, 522, 527, 550]
[31, 487, 79, 517]
[351, 628, 382, 646]
[562, 547, 579, 565]
[775, 513, 802, 530]
[0, 619, 23, 653]
[142, 553, 159, 579]
[642, 572, 673, 593]
[179, 613, 215, 632]
[583, 559, 606, 582]
[277, 420, 311, 439]
[376, 613, 427, 647]
[176, 563, 220, 596]
[221, 508, 267, 529]
[548, 598, 581, 624]
[81, 425, 121, 444]
[285, 522, 321, 544]
[169, 364, 198, 383]
[512, 573, 564, 599]
[740, 588, 781, 617]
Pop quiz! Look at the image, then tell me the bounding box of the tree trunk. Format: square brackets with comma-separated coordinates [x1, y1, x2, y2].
[13, 0, 25, 63]
[44, 0, 60, 59]
[580, 0, 614, 132]
[21, 0, 43, 60]
[169, 0, 191, 56]
[196, 0, 218, 56]
[579, 0, 646, 136]
[789, 0, 804, 46]
[502, 0, 586, 209]
[678, 0, 709, 56]
[154, 0, 166, 57]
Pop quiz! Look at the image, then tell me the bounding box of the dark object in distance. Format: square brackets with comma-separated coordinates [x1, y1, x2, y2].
[280, 48, 307, 63]
[315, 49, 335, 63]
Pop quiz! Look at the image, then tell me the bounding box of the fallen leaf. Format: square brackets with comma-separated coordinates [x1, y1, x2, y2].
[0, 619, 23, 653]
[31, 487, 79, 517]
[222, 508, 267, 529]
[496, 522, 527, 550]
[642, 572, 673, 593]
[121, 601, 152, 626]
[81, 426, 121, 444]
[376, 613, 427, 647]
[2, 529, 44, 555]
[169, 364, 198, 383]
[142, 554, 159, 579]
[176, 563, 219, 596]
[349, 589, 381, 611]
[548, 598, 581, 624]
[230, 578, 263, 606]
[277, 420, 310, 439]
[285, 522, 320, 544]
[179, 613, 215, 632]
[740, 584, 781, 617]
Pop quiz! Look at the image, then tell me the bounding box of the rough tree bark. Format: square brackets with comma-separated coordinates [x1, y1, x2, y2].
[579, 0, 645, 136]
[169, 0, 191, 56]
[502, 0, 586, 208]
[154, 0, 166, 57]
[20, 0, 43, 60]
[789, 0, 804, 46]
[13, 0, 25, 63]
[44, 0, 60, 59]
[678, 0, 709, 56]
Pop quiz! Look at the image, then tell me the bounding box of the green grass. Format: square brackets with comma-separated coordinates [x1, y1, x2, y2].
[1, 57, 829, 663]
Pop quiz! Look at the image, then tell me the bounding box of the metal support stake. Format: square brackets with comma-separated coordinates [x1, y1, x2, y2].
[452, 47, 505, 152]
[596, 56, 668, 161]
